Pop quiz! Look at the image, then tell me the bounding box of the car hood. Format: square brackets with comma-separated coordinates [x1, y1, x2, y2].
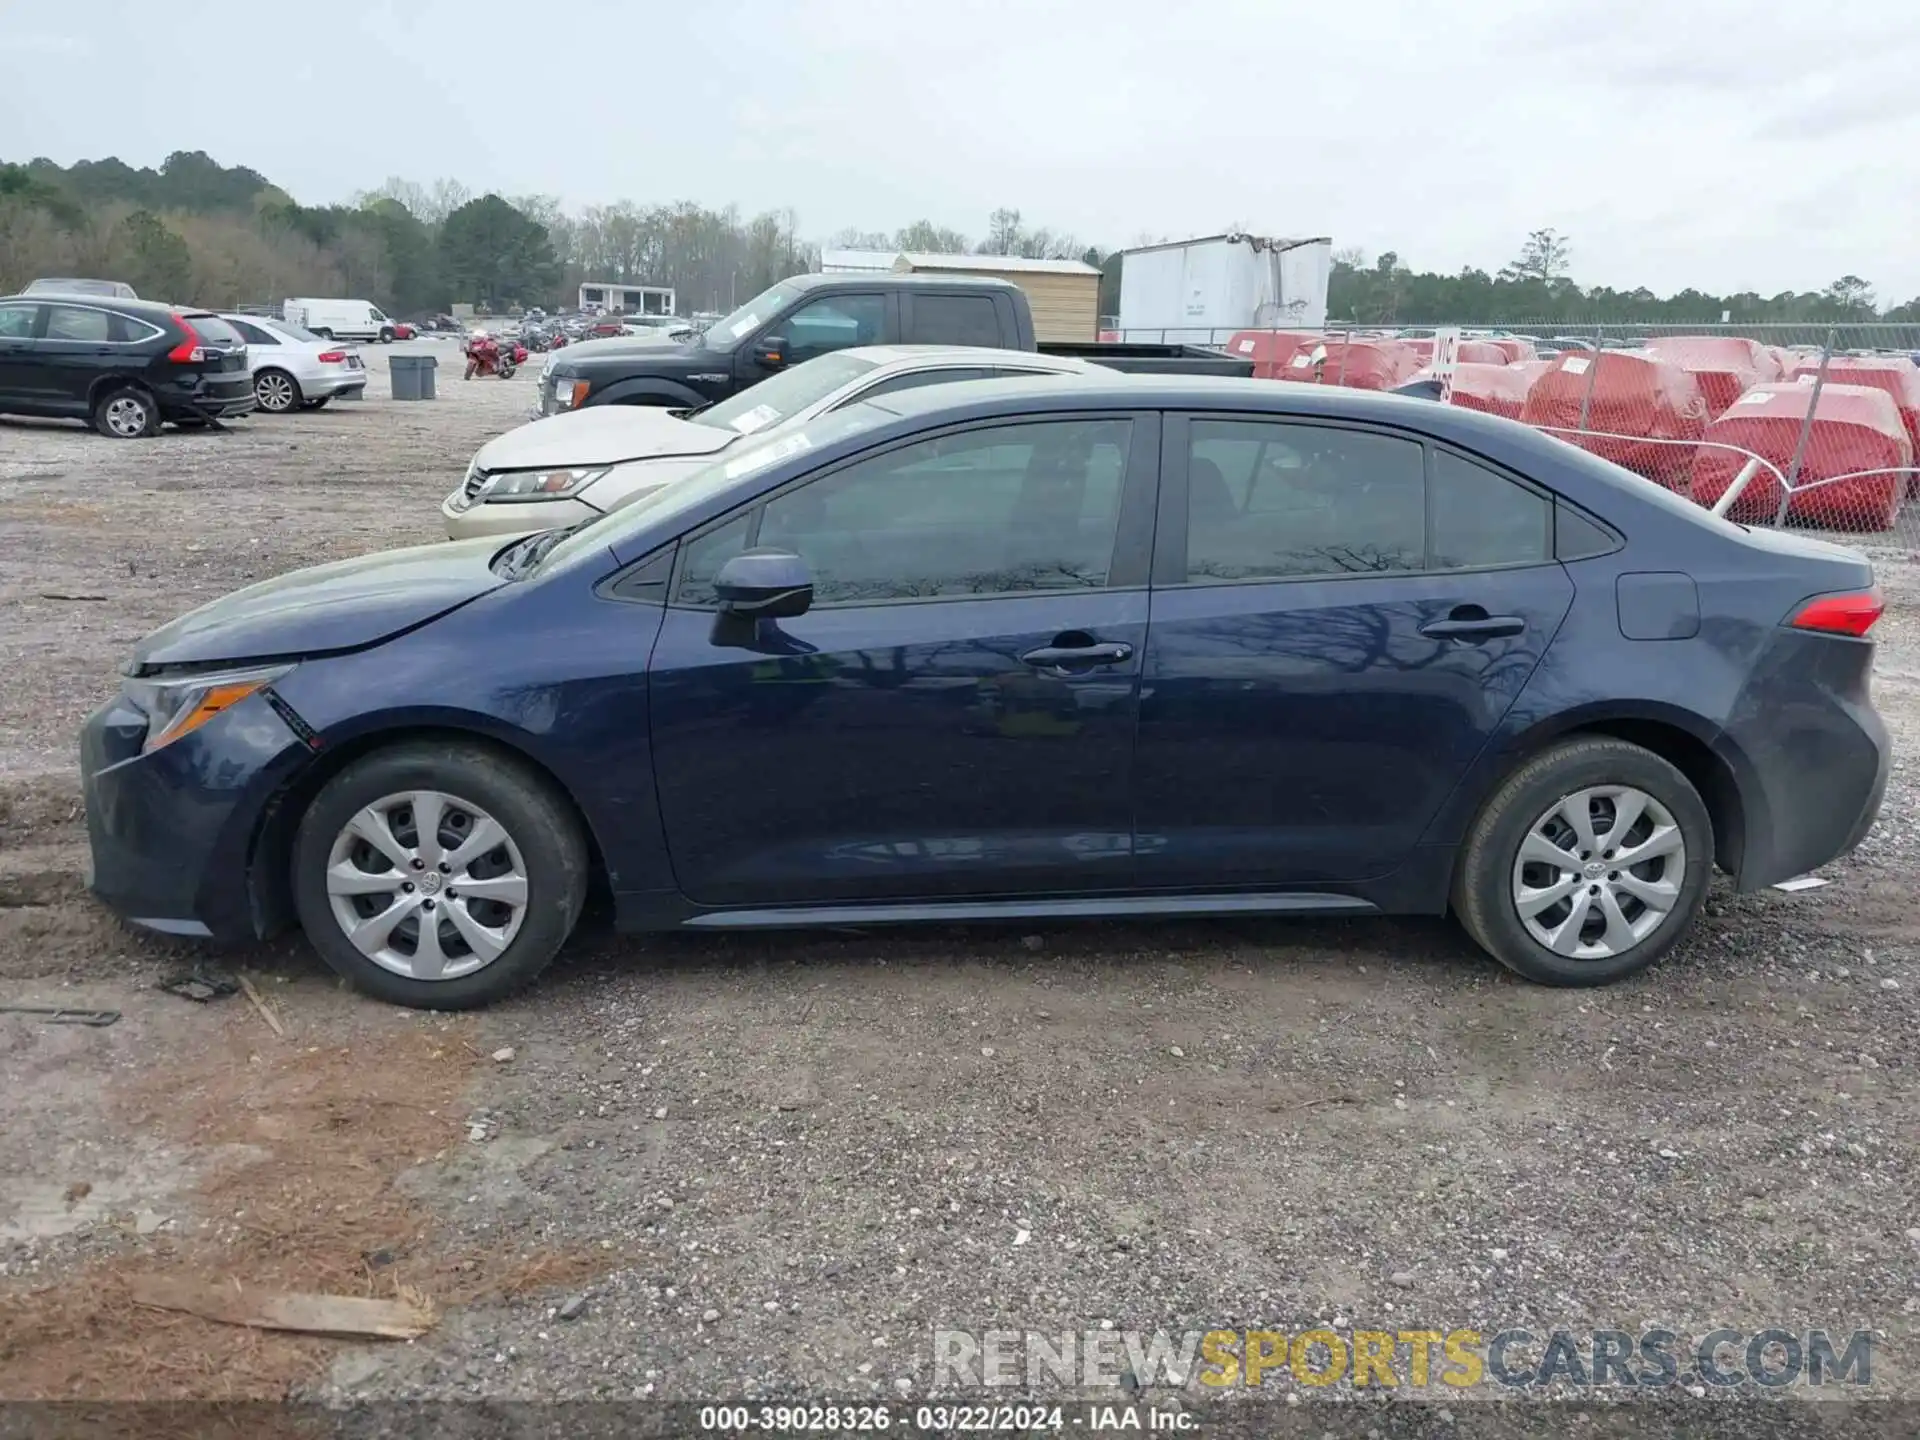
[132, 538, 508, 670]
[551, 335, 710, 372]
[476, 406, 737, 471]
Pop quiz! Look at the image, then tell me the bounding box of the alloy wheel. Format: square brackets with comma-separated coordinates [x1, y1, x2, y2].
[324, 789, 529, 981]
[104, 396, 149, 437]
[1510, 785, 1685, 960]
[256, 372, 295, 412]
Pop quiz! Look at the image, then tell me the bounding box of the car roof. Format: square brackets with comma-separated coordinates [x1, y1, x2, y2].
[3, 292, 190, 318]
[845, 344, 1097, 373]
[784, 271, 1025, 296]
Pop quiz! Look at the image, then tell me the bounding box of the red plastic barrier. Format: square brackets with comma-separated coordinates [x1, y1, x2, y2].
[1224, 330, 1323, 380]
[1482, 337, 1539, 364]
[1288, 338, 1424, 390]
[1519, 350, 1709, 489]
[1690, 382, 1909, 531]
[1786, 357, 1920, 464]
[1437, 362, 1533, 420]
[1645, 336, 1777, 420]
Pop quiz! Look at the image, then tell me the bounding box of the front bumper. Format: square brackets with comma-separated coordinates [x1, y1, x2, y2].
[80, 688, 311, 942]
[441, 490, 602, 540]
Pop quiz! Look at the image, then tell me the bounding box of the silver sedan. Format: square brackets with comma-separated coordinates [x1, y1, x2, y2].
[220, 313, 369, 413]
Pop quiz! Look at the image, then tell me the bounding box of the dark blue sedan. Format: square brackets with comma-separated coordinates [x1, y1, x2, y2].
[80, 378, 1889, 1008]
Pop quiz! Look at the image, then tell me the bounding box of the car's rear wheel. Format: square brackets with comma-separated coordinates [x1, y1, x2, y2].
[92, 386, 157, 439]
[1452, 737, 1712, 986]
[255, 368, 302, 413]
[291, 742, 588, 1009]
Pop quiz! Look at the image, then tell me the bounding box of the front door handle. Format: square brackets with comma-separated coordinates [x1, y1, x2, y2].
[1420, 611, 1526, 642]
[1020, 641, 1134, 673]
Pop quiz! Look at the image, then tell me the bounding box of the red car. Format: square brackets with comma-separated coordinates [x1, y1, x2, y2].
[390, 321, 419, 341]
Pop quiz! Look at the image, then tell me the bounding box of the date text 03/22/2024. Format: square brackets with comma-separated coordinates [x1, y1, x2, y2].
[697, 1403, 1190, 1432]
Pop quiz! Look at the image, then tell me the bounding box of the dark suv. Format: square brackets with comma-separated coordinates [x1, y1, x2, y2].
[0, 293, 255, 437]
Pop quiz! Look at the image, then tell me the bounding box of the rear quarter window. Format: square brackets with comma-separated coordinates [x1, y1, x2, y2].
[186, 314, 243, 346]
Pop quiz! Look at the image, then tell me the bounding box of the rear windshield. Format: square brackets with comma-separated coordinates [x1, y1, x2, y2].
[185, 314, 243, 346]
[268, 320, 326, 344]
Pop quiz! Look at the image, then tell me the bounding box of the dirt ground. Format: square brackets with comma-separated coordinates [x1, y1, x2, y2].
[1, 343, 1917, 1424]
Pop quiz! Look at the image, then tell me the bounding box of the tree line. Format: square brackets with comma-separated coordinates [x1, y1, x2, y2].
[4, 159, 1915, 328]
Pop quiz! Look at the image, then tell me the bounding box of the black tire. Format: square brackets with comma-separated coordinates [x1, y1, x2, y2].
[301, 396, 332, 410]
[291, 741, 589, 1009]
[499, 362, 517, 379]
[1452, 737, 1713, 987]
[254, 367, 303, 414]
[92, 385, 157, 439]
[313, 328, 334, 341]
[379, 328, 395, 344]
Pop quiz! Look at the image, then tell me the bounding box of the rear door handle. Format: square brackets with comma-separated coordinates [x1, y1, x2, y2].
[1020, 641, 1133, 672]
[1420, 614, 1526, 641]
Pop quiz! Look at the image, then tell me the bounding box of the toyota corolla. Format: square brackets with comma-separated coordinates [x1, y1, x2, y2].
[80, 378, 1888, 1009]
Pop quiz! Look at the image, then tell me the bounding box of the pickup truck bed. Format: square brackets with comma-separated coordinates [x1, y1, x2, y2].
[1041, 342, 1255, 377]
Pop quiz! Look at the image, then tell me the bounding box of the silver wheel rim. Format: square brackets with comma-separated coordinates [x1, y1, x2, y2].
[257, 372, 294, 411]
[324, 790, 528, 981]
[105, 396, 147, 436]
[1511, 785, 1685, 960]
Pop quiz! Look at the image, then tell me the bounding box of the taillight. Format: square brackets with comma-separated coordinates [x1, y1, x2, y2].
[1787, 588, 1883, 638]
[317, 350, 347, 363]
[166, 314, 207, 364]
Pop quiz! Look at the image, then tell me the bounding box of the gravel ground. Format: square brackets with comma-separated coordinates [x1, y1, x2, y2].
[0, 345, 1916, 1427]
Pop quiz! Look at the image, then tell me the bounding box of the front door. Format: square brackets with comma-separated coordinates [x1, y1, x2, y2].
[1134, 416, 1575, 888]
[648, 413, 1158, 906]
[738, 291, 888, 385]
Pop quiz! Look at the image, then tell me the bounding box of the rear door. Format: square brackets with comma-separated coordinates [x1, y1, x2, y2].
[34, 303, 123, 414]
[1133, 414, 1574, 888]
[0, 300, 44, 408]
[647, 411, 1157, 907]
[899, 291, 1013, 348]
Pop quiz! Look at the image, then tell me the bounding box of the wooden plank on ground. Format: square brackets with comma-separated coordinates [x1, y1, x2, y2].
[129, 1276, 435, 1339]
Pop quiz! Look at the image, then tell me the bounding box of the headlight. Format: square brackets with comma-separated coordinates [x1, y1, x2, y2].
[123, 663, 292, 753]
[479, 467, 610, 502]
[549, 378, 591, 411]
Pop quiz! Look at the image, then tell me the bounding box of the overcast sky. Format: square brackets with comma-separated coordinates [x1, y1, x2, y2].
[5, 0, 1918, 302]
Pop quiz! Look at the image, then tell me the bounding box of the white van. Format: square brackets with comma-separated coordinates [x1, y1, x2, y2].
[282, 298, 397, 343]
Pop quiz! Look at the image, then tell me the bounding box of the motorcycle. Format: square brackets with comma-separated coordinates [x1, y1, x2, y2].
[463, 332, 525, 380]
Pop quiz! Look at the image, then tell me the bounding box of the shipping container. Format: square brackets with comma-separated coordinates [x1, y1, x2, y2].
[1117, 234, 1332, 340]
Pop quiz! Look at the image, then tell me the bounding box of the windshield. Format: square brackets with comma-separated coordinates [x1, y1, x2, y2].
[700, 281, 803, 350]
[535, 400, 899, 576]
[692, 352, 879, 436]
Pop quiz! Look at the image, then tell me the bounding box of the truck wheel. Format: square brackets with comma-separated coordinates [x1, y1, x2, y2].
[313, 328, 334, 341]
[379, 328, 395, 344]
[92, 386, 158, 439]
[1452, 737, 1713, 987]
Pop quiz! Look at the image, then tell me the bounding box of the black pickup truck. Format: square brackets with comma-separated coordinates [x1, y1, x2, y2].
[534, 273, 1248, 417]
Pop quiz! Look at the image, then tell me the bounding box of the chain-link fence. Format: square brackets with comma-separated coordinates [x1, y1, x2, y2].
[1120, 321, 1920, 551]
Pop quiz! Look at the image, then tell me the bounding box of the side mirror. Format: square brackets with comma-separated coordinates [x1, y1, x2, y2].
[714, 548, 812, 620]
[751, 334, 788, 369]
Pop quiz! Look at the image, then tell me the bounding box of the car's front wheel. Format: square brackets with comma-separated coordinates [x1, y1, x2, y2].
[1453, 737, 1713, 986]
[291, 741, 589, 1009]
[254, 368, 302, 413]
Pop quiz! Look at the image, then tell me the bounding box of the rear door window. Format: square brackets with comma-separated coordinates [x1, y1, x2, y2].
[44, 305, 113, 343]
[1427, 450, 1551, 570]
[903, 294, 1005, 347]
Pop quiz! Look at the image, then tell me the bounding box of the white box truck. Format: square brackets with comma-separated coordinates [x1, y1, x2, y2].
[283, 298, 397, 343]
[1116, 234, 1333, 341]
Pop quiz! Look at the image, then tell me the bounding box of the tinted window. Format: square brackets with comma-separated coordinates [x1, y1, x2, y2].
[185, 314, 243, 346]
[229, 319, 279, 345]
[905, 294, 1003, 347]
[44, 305, 112, 342]
[780, 294, 884, 364]
[676, 418, 1133, 606]
[0, 302, 38, 339]
[1555, 501, 1618, 561]
[1428, 450, 1551, 569]
[1185, 420, 1424, 581]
